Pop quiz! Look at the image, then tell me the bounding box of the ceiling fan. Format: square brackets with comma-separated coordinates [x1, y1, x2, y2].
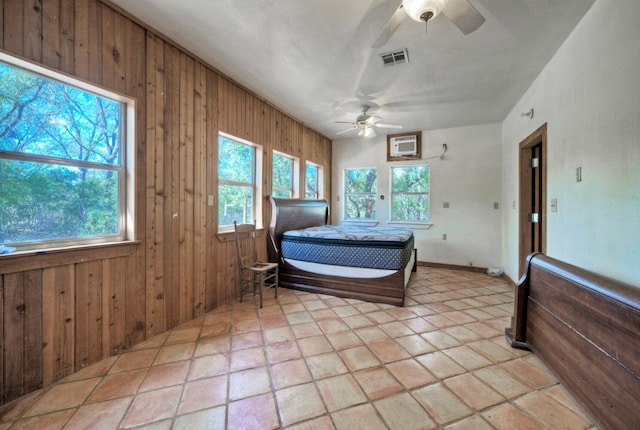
[335, 106, 402, 138]
[372, 0, 485, 48]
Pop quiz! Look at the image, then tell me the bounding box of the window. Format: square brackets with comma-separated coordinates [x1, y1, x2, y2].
[0, 53, 134, 252]
[390, 165, 430, 222]
[305, 161, 322, 199]
[218, 133, 262, 231]
[272, 151, 297, 198]
[344, 168, 377, 219]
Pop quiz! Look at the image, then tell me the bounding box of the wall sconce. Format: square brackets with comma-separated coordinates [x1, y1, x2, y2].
[521, 108, 534, 119]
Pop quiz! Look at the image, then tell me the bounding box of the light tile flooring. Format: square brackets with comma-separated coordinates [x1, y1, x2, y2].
[0, 267, 597, 429]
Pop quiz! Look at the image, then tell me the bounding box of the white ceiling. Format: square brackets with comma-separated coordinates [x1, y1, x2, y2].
[110, 0, 596, 140]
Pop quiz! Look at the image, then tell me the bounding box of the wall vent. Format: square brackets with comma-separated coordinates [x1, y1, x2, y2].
[380, 49, 409, 67]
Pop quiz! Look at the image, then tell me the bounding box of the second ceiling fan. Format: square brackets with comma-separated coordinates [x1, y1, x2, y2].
[336, 106, 402, 138]
[372, 0, 485, 48]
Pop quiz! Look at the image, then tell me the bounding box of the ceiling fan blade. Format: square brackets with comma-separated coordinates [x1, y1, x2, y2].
[336, 127, 356, 135]
[335, 121, 356, 125]
[374, 123, 403, 129]
[442, 0, 485, 35]
[371, 2, 407, 49]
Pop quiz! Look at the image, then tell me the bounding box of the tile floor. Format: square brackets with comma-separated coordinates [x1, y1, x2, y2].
[0, 267, 598, 429]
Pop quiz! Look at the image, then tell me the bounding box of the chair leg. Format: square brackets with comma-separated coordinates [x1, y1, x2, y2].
[274, 270, 278, 299]
[254, 273, 259, 296]
[239, 269, 279, 308]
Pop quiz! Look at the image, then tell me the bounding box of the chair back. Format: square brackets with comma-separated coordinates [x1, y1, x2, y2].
[234, 221, 258, 268]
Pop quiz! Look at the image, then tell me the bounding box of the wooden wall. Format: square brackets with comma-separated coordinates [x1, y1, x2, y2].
[0, 0, 332, 405]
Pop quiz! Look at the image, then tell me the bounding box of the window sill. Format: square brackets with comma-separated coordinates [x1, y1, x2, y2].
[388, 221, 433, 230]
[0, 241, 140, 274]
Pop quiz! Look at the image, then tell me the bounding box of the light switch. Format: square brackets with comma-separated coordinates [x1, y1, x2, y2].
[207, 195, 214, 206]
[551, 198, 558, 212]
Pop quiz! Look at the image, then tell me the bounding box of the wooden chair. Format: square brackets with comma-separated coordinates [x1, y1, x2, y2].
[234, 221, 278, 308]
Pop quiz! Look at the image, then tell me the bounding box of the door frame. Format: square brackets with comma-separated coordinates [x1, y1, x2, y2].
[518, 123, 547, 276]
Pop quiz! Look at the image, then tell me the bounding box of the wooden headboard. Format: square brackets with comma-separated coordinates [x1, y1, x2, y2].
[506, 253, 640, 430]
[267, 197, 329, 263]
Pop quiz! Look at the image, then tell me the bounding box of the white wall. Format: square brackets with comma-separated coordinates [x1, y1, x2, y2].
[332, 123, 503, 269]
[501, 0, 640, 286]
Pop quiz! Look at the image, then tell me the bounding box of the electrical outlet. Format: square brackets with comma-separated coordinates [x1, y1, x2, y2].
[442, 234, 447, 240]
[443, 202, 449, 208]
[493, 202, 499, 210]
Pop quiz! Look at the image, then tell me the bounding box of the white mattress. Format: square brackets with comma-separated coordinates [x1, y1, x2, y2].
[285, 258, 395, 278]
[285, 249, 415, 288]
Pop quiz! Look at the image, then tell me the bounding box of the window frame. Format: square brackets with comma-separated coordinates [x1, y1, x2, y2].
[389, 164, 431, 224]
[0, 52, 136, 253]
[304, 161, 323, 200]
[343, 167, 378, 221]
[272, 150, 299, 198]
[217, 132, 263, 233]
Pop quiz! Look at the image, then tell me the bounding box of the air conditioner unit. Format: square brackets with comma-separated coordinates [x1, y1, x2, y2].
[390, 135, 418, 156]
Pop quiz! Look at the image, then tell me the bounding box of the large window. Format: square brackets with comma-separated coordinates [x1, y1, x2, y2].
[0, 54, 134, 252]
[305, 161, 322, 199]
[218, 133, 262, 231]
[390, 165, 430, 222]
[272, 151, 297, 198]
[344, 168, 377, 220]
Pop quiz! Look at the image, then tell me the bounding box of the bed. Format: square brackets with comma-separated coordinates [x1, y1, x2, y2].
[267, 197, 416, 306]
[506, 253, 640, 430]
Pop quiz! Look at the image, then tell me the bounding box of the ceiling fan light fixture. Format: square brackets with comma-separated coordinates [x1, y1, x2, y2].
[360, 128, 376, 138]
[402, 0, 448, 22]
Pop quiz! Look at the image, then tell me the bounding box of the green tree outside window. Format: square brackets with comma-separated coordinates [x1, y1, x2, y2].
[391, 165, 430, 222]
[0, 59, 126, 249]
[272, 152, 294, 198]
[344, 168, 377, 219]
[305, 162, 320, 199]
[218, 135, 256, 228]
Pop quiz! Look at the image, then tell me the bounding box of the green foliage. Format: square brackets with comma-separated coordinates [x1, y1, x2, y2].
[391, 166, 430, 222]
[218, 183, 253, 226]
[272, 154, 293, 191]
[391, 166, 428, 192]
[305, 163, 318, 199]
[392, 194, 429, 222]
[218, 136, 255, 226]
[0, 61, 122, 246]
[345, 168, 377, 219]
[272, 153, 293, 197]
[219, 136, 253, 183]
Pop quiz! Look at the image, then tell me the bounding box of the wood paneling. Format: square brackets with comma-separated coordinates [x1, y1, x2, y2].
[0, 0, 331, 405]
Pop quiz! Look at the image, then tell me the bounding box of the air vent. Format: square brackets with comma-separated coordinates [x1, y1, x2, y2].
[380, 49, 409, 67]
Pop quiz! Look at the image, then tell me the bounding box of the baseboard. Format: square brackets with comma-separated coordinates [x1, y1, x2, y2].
[417, 261, 488, 274]
[502, 273, 517, 286]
